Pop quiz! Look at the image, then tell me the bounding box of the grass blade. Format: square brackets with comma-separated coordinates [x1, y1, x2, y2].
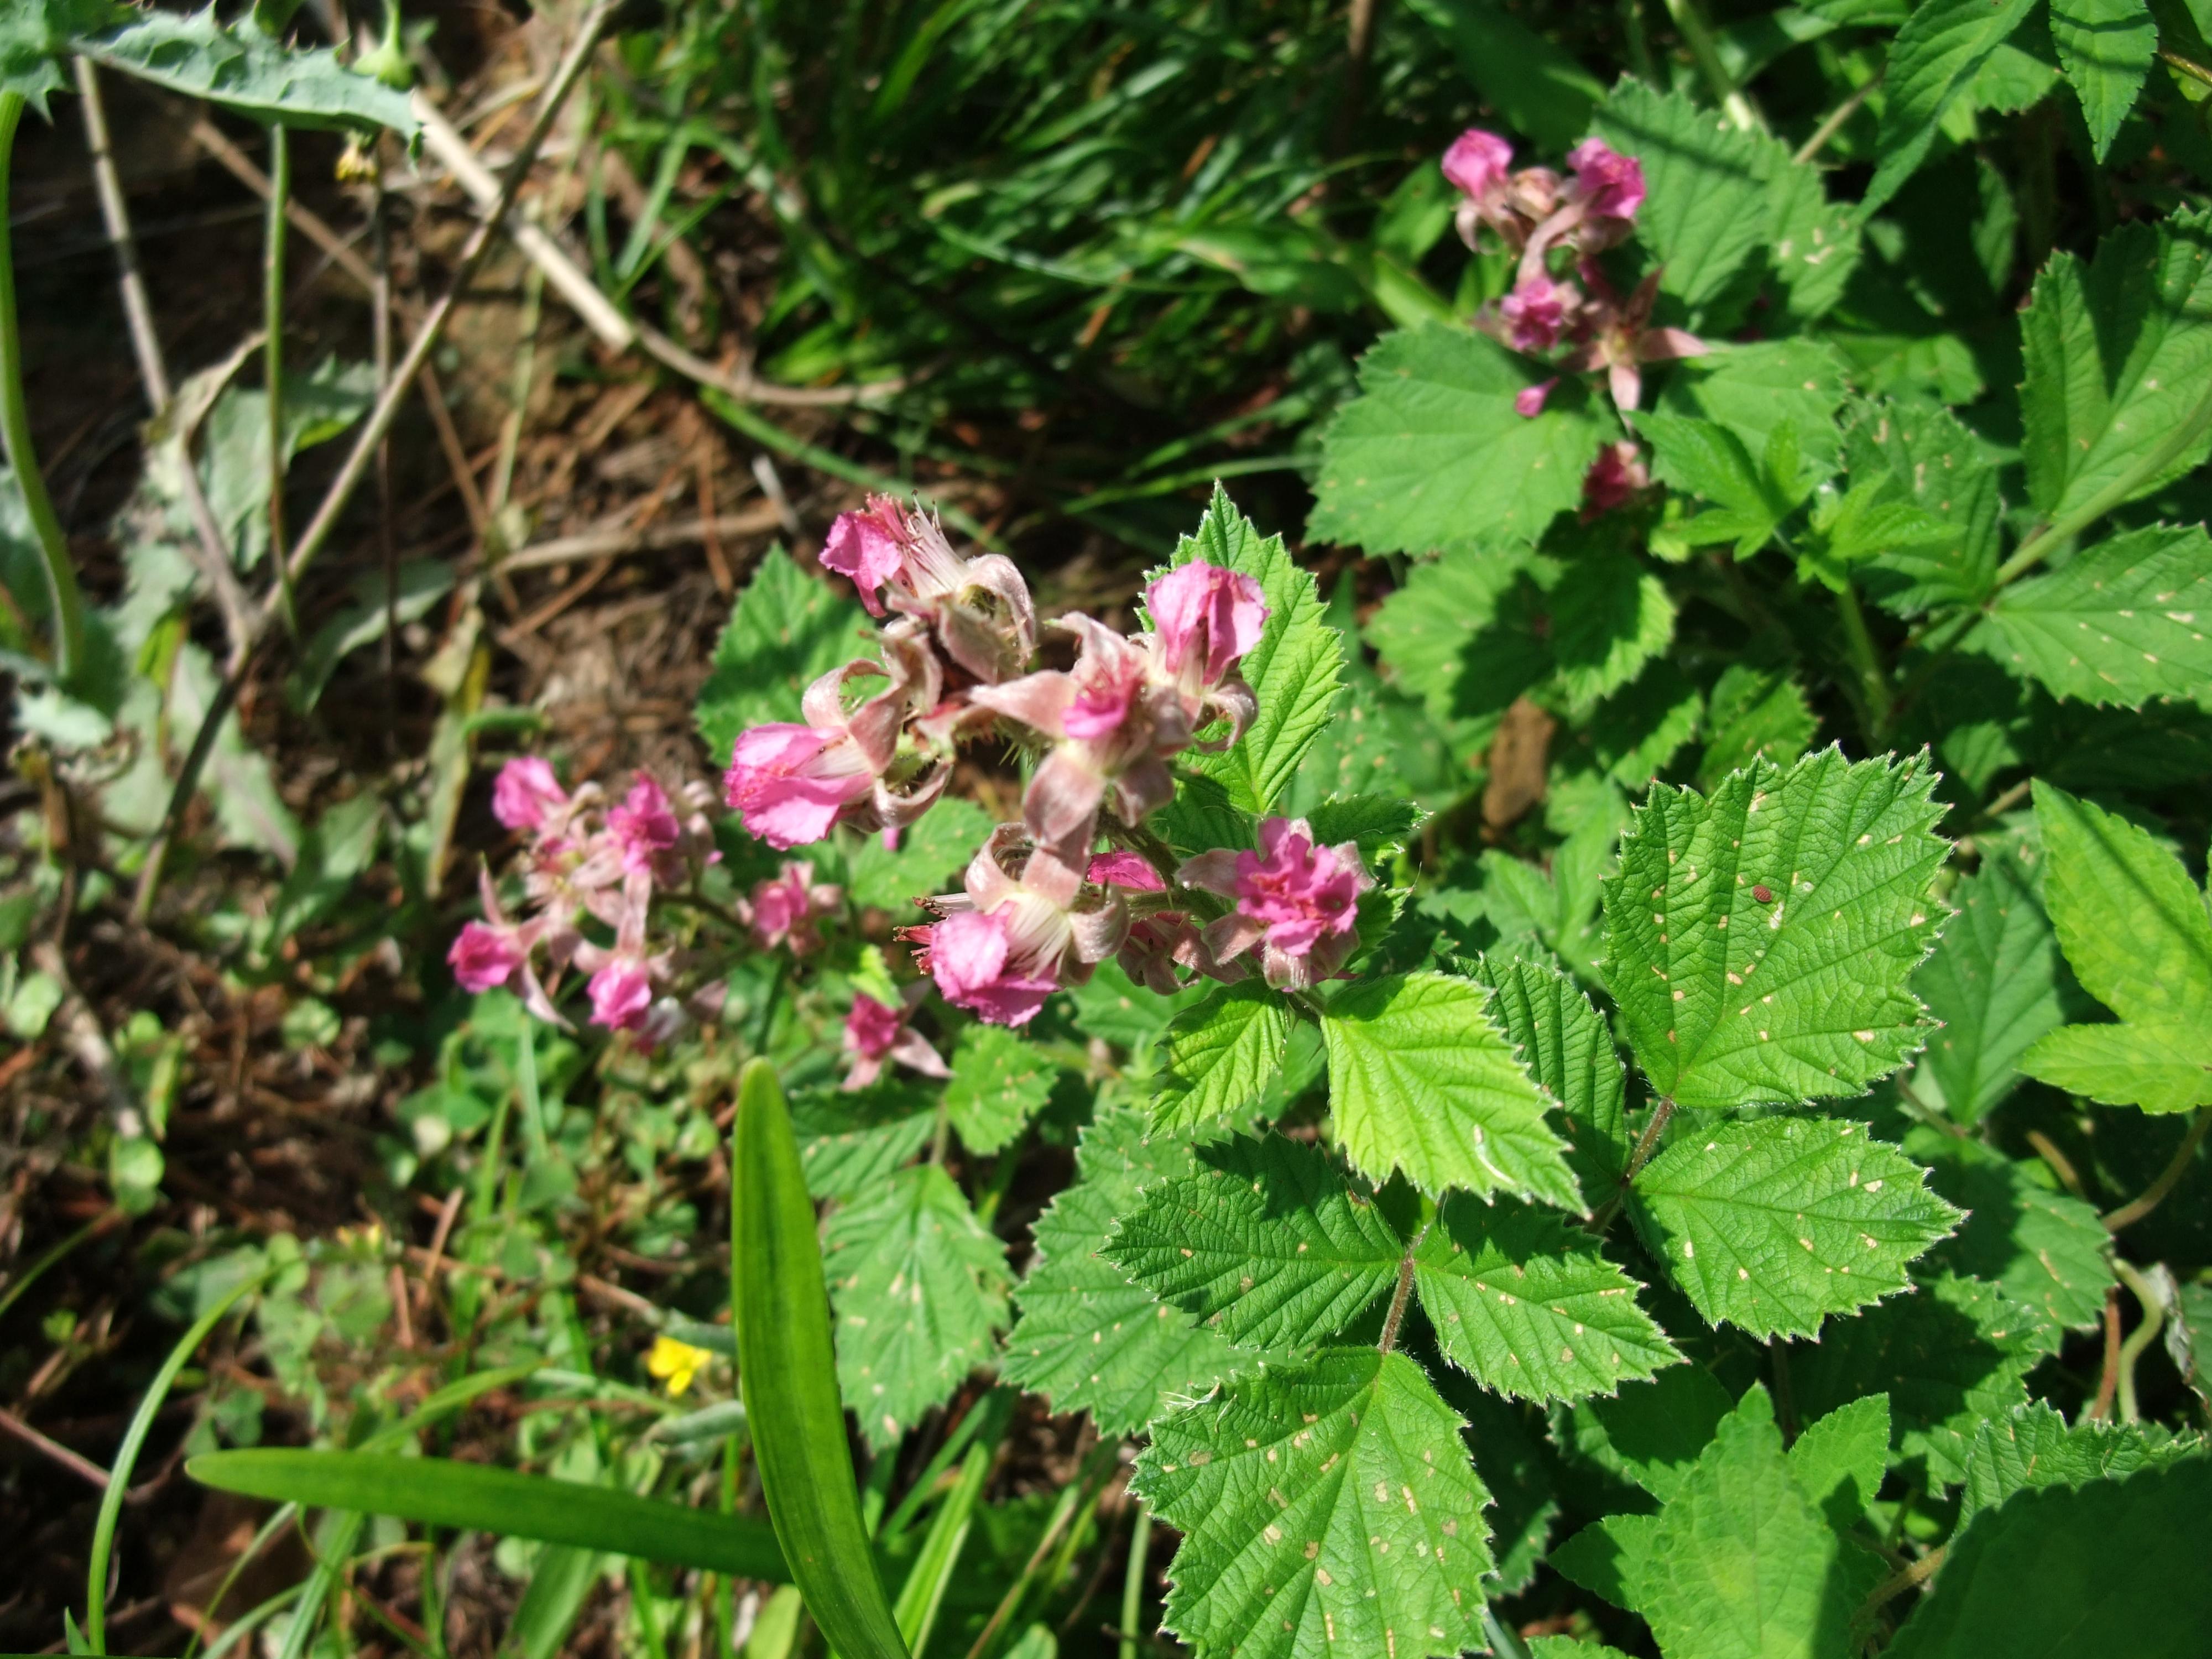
[732, 1057, 912, 1659]
[185, 1451, 785, 1578]
[893, 1442, 990, 1657]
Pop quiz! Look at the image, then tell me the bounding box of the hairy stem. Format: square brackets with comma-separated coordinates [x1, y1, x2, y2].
[1856, 1545, 1945, 1625]
[0, 92, 86, 685]
[1377, 1222, 1431, 1354]
[1588, 1097, 1676, 1234]
[265, 123, 296, 633]
[1793, 69, 1881, 165]
[2104, 1107, 2212, 1232]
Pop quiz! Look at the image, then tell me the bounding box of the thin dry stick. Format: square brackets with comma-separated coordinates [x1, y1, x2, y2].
[72, 60, 168, 410]
[135, 0, 619, 923]
[0, 1402, 111, 1491]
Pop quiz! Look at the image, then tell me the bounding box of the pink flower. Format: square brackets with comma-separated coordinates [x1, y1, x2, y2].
[607, 775, 681, 876]
[903, 827, 1128, 1025]
[745, 861, 842, 954]
[1146, 560, 1268, 697]
[1089, 851, 1209, 992]
[1178, 817, 1374, 992]
[841, 984, 950, 1090]
[1499, 276, 1574, 352]
[448, 921, 523, 993]
[1442, 128, 1514, 201]
[587, 958, 654, 1031]
[1086, 850, 1167, 892]
[1559, 267, 1706, 414]
[724, 631, 946, 848]
[1583, 442, 1651, 517]
[1566, 138, 1645, 223]
[1515, 378, 1559, 418]
[492, 757, 566, 832]
[818, 495, 1037, 684]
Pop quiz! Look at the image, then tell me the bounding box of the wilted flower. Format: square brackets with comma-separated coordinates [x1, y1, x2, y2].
[1088, 850, 1209, 993]
[607, 774, 682, 876]
[744, 861, 843, 954]
[902, 827, 1127, 1026]
[841, 984, 950, 1090]
[1583, 441, 1651, 517]
[1146, 559, 1268, 700]
[1560, 266, 1706, 414]
[572, 870, 673, 1034]
[492, 756, 567, 832]
[1177, 816, 1373, 991]
[821, 495, 1037, 684]
[1566, 138, 1646, 228]
[1497, 274, 1577, 352]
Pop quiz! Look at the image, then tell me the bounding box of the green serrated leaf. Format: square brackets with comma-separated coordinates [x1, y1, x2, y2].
[1134, 1348, 1493, 1659]
[696, 549, 874, 758]
[2020, 1019, 2212, 1111]
[1551, 554, 1677, 715]
[1561, 1363, 1737, 1503]
[824, 1164, 1010, 1449]
[1164, 487, 1342, 815]
[1364, 547, 1547, 764]
[1907, 841, 2073, 1124]
[1840, 397, 2004, 617]
[79, 7, 419, 135]
[2020, 213, 2212, 528]
[1787, 1395, 1891, 1530]
[1589, 81, 1769, 323]
[1642, 410, 1798, 556]
[1106, 1134, 1402, 1352]
[1637, 1387, 1874, 1659]
[1661, 341, 1852, 479]
[1985, 525, 2212, 709]
[1310, 327, 1606, 556]
[943, 1024, 1055, 1154]
[791, 1083, 938, 1201]
[1911, 1132, 2115, 1332]
[1001, 1102, 1259, 1437]
[1866, 0, 2039, 213]
[1413, 1194, 1677, 1402]
[844, 799, 994, 912]
[1303, 795, 1423, 865]
[1697, 665, 1818, 794]
[1887, 1459, 2212, 1658]
[1150, 981, 1291, 1134]
[1957, 1401, 2206, 1527]
[2033, 781, 2212, 1026]
[1550, 1512, 1662, 1611]
[2052, 0, 2158, 158]
[1789, 1272, 2043, 1486]
[0, 0, 128, 114]
[1474, 957, 1634, 1193]
[1628, 1117, 1961, 1339]
[1323, 971, 1579, 1207]
[1603, 747, 1948, 1110]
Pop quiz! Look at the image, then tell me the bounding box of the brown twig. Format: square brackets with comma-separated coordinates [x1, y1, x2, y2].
[2090, 1285, 2123, 1421]
[0, 1402, 112, 1490]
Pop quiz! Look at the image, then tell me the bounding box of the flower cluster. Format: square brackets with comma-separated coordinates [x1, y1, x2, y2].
[1442, 126, 1699, 512]
[447, 759, 726, 1040]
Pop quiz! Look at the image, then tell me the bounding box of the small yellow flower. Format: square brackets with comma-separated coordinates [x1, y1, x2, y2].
[646, 1335, 713, 1397]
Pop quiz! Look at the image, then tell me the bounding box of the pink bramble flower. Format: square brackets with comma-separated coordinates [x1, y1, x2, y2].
[820, 495, 1037, 684]
[455, 865, 568, 1026]
[901, 826, 1128, 1026]
[1515, 377, 1560, 418]
[1560, 266, 1706, 414]
[1177, 816, 1374, 992]
[492, 756, 567, 833]
[1583, 441, 1651, 518]
[607, 774, 682, 877]
[1566, 138, 1646, 232]
[1088, 849, 1210, 993]
[841, 984, 950, 1091]
[448, 921, 523, 994]
[1441, 128, 1514, 202]
[744, 861, 843, 954]
[572, 870, 674, 1035]
[1496, 275, 1578, 352]
[1146, 560, 1267, 703]
[587, 958, 655, 1031]
[724, 624, 947, 849]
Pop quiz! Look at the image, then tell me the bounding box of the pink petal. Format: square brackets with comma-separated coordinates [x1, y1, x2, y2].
[492, 756, 565, 832]
[1087, 850, 1167, 891]
[1441, 128, 1514, 199]
[820, 498, 907, 615]
[448, 922, 521, 993]
[1515, 378, 1559, 419]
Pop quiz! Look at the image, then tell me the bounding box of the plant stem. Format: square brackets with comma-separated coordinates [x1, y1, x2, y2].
[1834, 581, 1893, 744]
[2104, 1106, 2212, 1232]
[1660, 0, 1765, 132]
[1589, 1097, 1676, 1233]
[1118, 1504, 1153, 1659]
[1855, 1545, 1945, 1624]
[0, 92, 87, 685]
[2110, 1259, 2169, 1425]
[72, 61, 169, 411]
[1377, 1223, 1430, 1354]
[2090, 1285, 2122, 1421]
[265, 123, 296, 633]
[1793, 69, 1881, 165]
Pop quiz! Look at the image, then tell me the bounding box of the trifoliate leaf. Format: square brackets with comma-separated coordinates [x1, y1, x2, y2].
[791, 1082, 937, 1200]
[1627, 1117, 1961, 1339]
[1001, 1102, 1260, 1437]
[2020, 213, 2212, 528]
[1601, 747, 1949, 1111]
[1164, 487, 1343, 815]
[1412, 1195, 1677, 1402]
[1637, 1387, 1874, 1659]
[696, 548, 874, 757]
[1907, 841, 2073, 1124]
[1150, 981, 1291, 1134]
[1134, 1348, 1493, 1659]
[1697, 665, 1818, 794]
[1105, 1134, 1402, 1353]
[1786, 1395, 1891, 1530]
[2051, 0, 2157, 160]
[1550, 553, 1677, 716]
[943, 1023, 1055, 1154]
[1886, 1459, 2212, 1659]
[1840, 397, 2003, 617]
[823, 1163, 1010, 1448]
[2033, 781, 2212, 1026]
[1558, 1363, 1735, 1503]
[1911, 1132, 2114, 1333]
[1866, 0, 2039, 213]
[843, 797, 993, 912]
[1474, 957, 1634, 1193]
[1322, 972, 1578, 1208]
[1310, 326, 1606, 556]
[1985, 526, 2212, 709]
[2020, 1019, 2212, 1112]
[1788, 1272, 2043, 1486]
[78, 7, 419, 135]
[1958, 1401, 2205, 1530]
